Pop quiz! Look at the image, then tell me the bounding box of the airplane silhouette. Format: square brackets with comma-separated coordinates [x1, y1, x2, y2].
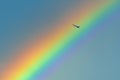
[72, 24, 80, 28]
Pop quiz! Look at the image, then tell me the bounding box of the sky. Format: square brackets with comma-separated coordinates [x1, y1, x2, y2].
[0, 0, 120, 80]
[0, 0, 82, 60]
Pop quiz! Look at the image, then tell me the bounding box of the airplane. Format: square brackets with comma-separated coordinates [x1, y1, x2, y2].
[72, 24, 80, 28]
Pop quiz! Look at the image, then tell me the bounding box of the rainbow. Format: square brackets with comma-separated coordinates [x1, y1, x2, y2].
[3, 1, 117, 80]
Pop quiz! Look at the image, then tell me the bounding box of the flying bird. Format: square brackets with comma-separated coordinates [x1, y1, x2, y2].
[73, 24, 80, 28]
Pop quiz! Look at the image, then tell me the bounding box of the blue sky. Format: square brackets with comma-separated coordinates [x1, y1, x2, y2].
[0, 0, 80, 59]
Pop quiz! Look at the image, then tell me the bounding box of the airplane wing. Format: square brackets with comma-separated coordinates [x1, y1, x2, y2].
[73, 24, 80, 28]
